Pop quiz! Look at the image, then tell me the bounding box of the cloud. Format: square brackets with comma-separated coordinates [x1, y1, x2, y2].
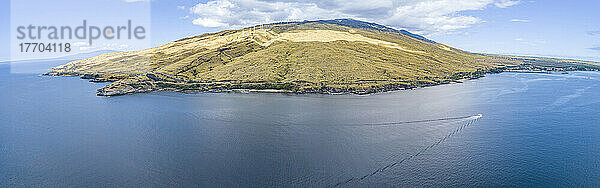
[510, 19, 529, 22]
[589, 47, 600, 51]
[588, 31, 600, 36]
[79, 43, 132, 52]
[189, 0, 521, 35]
[177, 6, 185, 10]
[80, 46, 96, 51]
[515, 38, 547, 46]
[192, 17, 231, 28]
[72, 42, 88, 47]
[495, 0, 520, 8]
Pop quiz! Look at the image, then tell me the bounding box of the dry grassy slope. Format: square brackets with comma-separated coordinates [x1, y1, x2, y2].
[46, 19, 599, 95]
[54, 19, 489, 77]
[152, 22, 498, 83]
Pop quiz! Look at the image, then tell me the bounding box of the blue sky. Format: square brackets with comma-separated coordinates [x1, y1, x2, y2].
[6, 0, 152, 60]
[1, 2, 8, 61]
[433, 1, 600, 61]
[1, 0, 600, 61]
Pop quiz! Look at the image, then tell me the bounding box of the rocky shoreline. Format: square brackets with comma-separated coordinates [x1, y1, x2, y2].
[44, 65, 598, 97]
[44, 70, 491, 96]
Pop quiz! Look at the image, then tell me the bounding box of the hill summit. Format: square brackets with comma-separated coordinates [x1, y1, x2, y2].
[46, 19, 599, 96]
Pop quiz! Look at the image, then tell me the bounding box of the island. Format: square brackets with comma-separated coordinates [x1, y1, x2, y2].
[44, 19, 600, 96]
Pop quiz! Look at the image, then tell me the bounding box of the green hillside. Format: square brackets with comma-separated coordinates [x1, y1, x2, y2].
[45, 19, 600, 96]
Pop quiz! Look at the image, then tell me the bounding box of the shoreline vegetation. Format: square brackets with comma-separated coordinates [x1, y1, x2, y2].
[43, 19, 600, 96]
[44, 71, 487, 96]
[43, 66, 598, 96]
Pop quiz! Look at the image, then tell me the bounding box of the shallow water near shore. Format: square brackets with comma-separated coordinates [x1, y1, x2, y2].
[1, 60, 600, 187]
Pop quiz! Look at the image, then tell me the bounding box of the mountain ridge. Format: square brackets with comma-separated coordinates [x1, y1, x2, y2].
[263, 19, 437, 43]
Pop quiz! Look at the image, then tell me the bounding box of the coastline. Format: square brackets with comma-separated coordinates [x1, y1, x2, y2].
[43, 66, 599, 97]
[45, 70, 489, 96]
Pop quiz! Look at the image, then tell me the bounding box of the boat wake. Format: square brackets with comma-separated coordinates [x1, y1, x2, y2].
[185, 112, 483, 128]
[331, 114, 483, 187]
[347, 114, 483, 127]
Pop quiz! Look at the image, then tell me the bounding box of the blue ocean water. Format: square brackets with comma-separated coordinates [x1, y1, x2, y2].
[1, 60, 599, 187]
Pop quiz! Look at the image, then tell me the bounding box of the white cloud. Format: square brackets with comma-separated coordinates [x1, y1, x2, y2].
[495, 0, 520, 8]
[80, 46, 96, 51]
[79, 43, 132, 52]
[189, 0, 521, 35]
[588, 31, 600, 36]
[72, 42, 88, 47]
[192, 17, 231, 28]
[515, 38, 547, 47]
[177, 6, 185, 10]
[510, 19, 529, 22]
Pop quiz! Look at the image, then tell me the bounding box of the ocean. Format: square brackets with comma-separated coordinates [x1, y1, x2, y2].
[1, 60, 599, 187]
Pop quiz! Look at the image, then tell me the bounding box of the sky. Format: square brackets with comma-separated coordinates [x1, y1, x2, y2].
[1, 0, 600, 62]
[6, 0, 152, 60]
